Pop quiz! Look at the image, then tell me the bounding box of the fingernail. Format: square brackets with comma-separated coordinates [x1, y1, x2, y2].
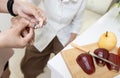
[34, 24, 38, 29]
[33, 18, 44, 29]
[39, 18, 43, 27]
[39, 20, 43, 27]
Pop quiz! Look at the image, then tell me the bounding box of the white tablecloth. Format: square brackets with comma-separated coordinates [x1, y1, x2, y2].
[47, 5, 120, 78]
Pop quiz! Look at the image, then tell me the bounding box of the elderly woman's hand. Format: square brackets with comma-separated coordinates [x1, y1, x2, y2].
[11, 16, 35, 45]
[0, 17, 34, 48]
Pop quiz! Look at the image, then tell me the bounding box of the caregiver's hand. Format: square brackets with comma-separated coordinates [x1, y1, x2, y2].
[0, 17, 34, 48]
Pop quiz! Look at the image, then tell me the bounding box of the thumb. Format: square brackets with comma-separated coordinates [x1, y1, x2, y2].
[17, 18, 30, 32]
[23, 27, 34, 43]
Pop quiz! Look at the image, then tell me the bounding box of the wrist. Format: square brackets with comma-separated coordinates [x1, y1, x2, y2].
[7, 0, 18, 16]
[13, 0, 27, 16]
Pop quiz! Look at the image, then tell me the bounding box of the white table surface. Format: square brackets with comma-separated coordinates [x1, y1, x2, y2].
[47, 6, 120, 78]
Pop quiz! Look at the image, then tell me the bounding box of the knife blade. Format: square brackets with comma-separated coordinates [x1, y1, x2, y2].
[88, 51, 118, 66]
[70, 43, 118, 67]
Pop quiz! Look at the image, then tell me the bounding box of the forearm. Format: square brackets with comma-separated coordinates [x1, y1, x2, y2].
[0, 33, 7, 48]
[69, 33, 77, 42]
[65, 33, 77, 46]
[0, 0, 26, 13]
[0, 0, 8, 13]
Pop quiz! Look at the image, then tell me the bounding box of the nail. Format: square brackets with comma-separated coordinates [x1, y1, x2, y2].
[34, 24, 38, 29]
[39, 19, 43, 28]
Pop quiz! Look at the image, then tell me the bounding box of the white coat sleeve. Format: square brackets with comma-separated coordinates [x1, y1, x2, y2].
[71, 0, 87, 34]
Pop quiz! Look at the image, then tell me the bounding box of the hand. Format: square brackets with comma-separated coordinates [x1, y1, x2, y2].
[65, 33, 77, 47]
[0, 17, 34, 48]
[11, 16, 35, 45]
[13, 0, 46, 28]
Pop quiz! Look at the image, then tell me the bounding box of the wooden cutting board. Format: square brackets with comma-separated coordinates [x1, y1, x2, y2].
[61, 43, 120, 78]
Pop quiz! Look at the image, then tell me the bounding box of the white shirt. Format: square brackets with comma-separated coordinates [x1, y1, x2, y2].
[34, 0, 87, 51]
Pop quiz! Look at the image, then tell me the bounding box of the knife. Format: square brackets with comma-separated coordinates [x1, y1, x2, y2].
[88, 51, 118, 66]
[70, 43, 118, 67]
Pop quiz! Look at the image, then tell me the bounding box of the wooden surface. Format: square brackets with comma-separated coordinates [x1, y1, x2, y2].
[61, 43, 119, 78]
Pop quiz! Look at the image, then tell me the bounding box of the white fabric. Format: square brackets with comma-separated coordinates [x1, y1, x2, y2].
[62, 0, 78, 3]
[34, 0, 87, 51]
[80, 9, 102, 33]
[47, 5, 120, 78]
[86, 0, 113, 14]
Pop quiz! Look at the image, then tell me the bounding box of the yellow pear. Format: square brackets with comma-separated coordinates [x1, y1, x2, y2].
[98, 31, 117, 50]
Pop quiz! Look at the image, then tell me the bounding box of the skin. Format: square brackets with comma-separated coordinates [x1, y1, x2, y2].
[65, 33, 77, 46]
[0, 17, 34, 48]
[0, 0, 46, 27]
[0, 0, 46, 48]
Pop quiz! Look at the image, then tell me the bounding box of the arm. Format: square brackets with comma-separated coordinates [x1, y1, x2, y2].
[0, 0, 46, 27]
[0, 0, 8, 13]
[71, 0, 87, 34]
[67, 0, 87, 45]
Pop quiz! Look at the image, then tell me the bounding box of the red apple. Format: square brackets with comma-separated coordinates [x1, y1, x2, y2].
[94, 48, 109, 67]
[76, 53, 95, 75]
[106, 53, 120, 72]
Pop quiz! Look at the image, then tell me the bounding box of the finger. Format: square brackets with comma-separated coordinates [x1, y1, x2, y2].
[21, 29, 28, 37]
[18, 10, 40, 28]
[17, 8, 39, 24]
[32, 8, 46, 23]
[30, 18, 39, 24]
[28, 22, 36, 28]
[23, 28, 34, 44]
[36, 8, 46, 20]
[36, 19, 44, 28]
[29, 28, 35, 45]
[11, 16, 22, 27]
[28, 37, 34, 45]
[18, 10, 32, 21]
[17, 18, 30, 32]
[35, 8, 46, 28]
[18, 18, 36, 30]
[22, 29, 34, 45]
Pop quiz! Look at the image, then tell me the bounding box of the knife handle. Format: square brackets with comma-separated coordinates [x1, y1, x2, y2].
[71, 43, 88, 52]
